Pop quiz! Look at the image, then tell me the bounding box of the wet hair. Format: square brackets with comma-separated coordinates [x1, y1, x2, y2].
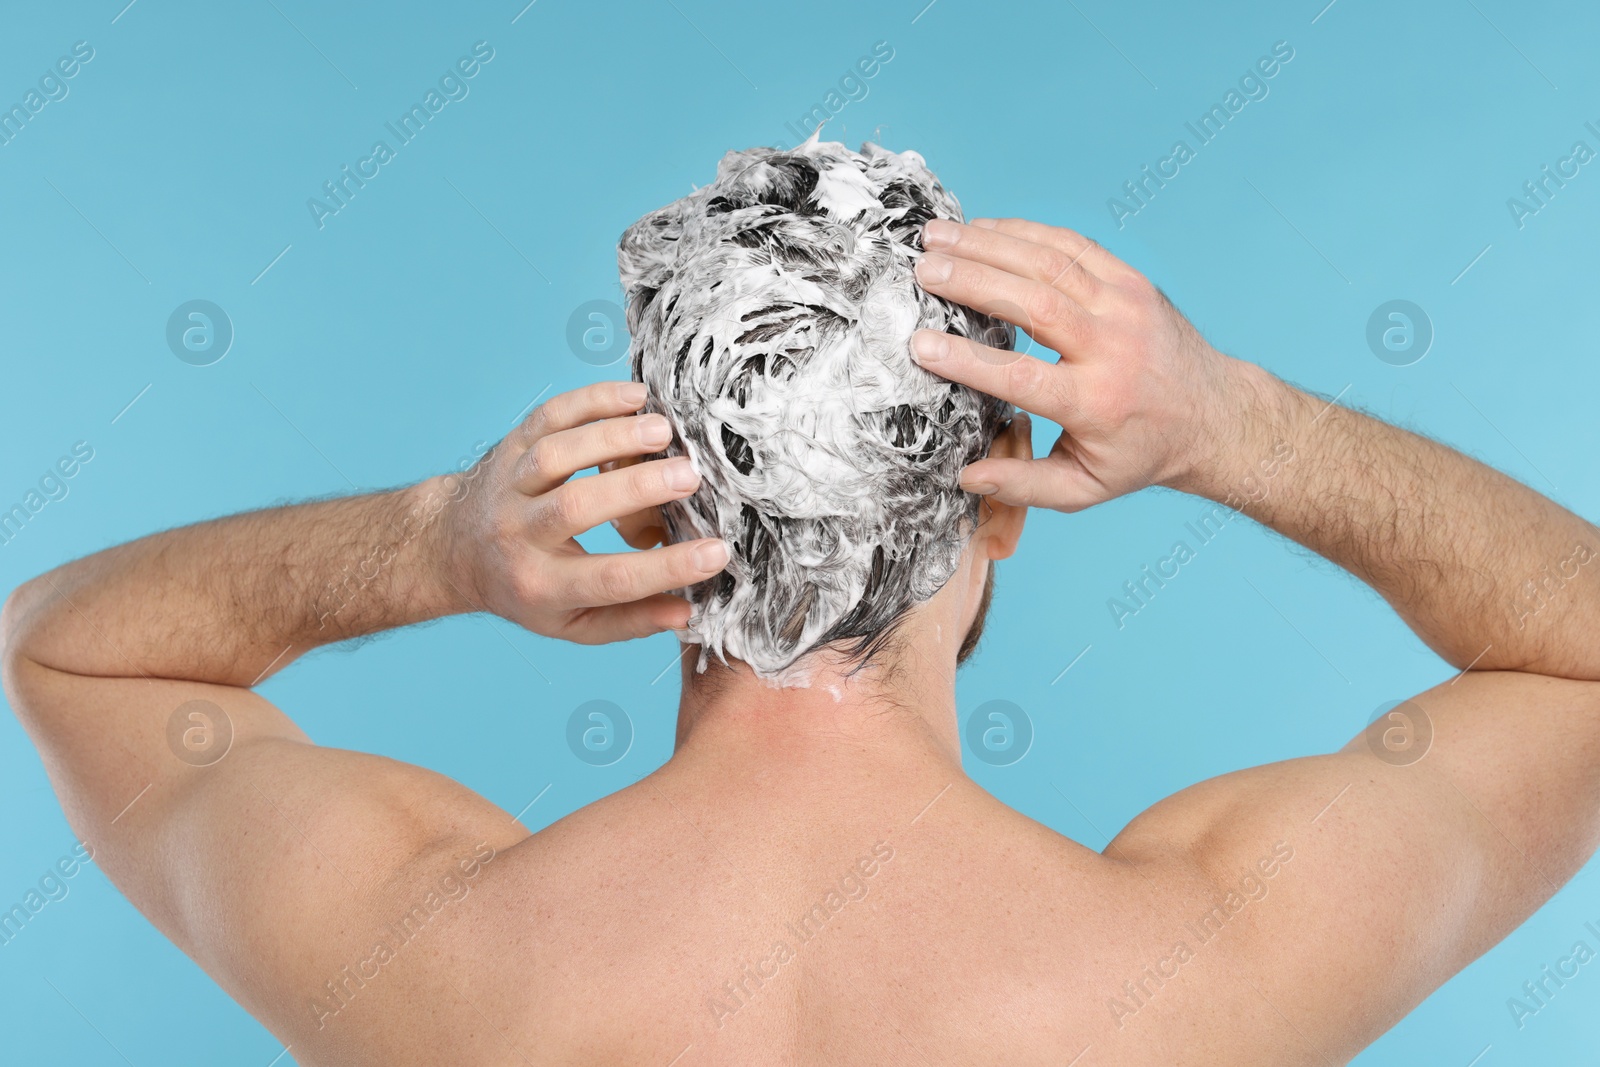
[618, 136, 1012, 680]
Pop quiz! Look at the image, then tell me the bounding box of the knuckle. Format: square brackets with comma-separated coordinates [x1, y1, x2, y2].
[1005, 357, 1052, 405]
[1067, 261, 1095, 292]
[532, 435, 565, 476]
[643, 461, 681, 500]
[538, 487, 575, 531]
[521, 441, 550, 482]
[1023, 286, 1065, 331]
[610, 417, 637, 451]
[1124, 268, 1159, 302]
[638, 465, 664, 499]
[944, 255, 975, 290]
[1122, 287, 1164, 328]
[1060, 227, 1094, 251]
[534, 397, 565, 432]
[671, 550, 701, 584]
[617, 416, 654, 457]
[1060, 312, 1094, 351]
[1038, 249, 1074, 284]
[513, 410, 545, 450]
[593, 557, 638, 602]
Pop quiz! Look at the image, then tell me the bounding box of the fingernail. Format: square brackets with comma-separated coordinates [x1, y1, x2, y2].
[970, 218, 998, 229]
[922, 218, 958, 250]
[621, 381, 647, 406]
[916, 253, 953, 285]
[912, 331, 949, 365]
[639, 414, 671, 447]
[692, 538, 729, 571]
[961, 479, 999, 495]
[664, 457, 700, 490]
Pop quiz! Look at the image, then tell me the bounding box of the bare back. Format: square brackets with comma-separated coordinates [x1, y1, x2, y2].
[19, 661, 1582, 1067]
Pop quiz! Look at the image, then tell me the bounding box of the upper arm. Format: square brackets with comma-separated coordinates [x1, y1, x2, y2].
[2, 654, 528, 1033]
[1106, 670, 1600, 1058]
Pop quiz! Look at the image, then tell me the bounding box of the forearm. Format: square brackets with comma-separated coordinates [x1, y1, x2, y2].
[2, 476, 469, 688]
[1189, 360, 1600, 680]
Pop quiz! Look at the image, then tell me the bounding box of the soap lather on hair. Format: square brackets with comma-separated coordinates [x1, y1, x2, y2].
[618, 134, 1012, 681]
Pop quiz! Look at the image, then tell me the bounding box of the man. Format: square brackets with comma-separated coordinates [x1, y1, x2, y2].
[5, 139, 1599, 1066]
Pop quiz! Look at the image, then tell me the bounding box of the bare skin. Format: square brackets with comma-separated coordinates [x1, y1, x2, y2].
[6, 218, 1600, 1066]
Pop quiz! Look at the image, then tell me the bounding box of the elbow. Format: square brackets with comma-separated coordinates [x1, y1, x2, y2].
[0, 577, 46, 706]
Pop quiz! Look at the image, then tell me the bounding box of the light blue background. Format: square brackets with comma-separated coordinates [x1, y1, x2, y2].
[2, 0, 1597, 1062]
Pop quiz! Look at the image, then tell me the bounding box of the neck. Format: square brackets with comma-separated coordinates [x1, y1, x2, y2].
[668, 637, 965, 778]
[661, 549, 994, 801]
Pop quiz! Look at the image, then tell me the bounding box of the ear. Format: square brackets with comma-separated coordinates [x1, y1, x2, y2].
[602, 456, 669, 548]
[972, 414, 1029, 562]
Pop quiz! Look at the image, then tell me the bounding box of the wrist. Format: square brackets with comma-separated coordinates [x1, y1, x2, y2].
[1168, 357, 1302, 504]
[397, 476, 482, 620]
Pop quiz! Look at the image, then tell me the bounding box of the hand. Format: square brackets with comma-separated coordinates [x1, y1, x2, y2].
[911, 217, 1247, 512]
[431, 381, 729, 643]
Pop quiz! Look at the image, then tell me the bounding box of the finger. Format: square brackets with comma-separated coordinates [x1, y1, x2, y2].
[958, 455, 1106, 513]
[915, 252, 1094, 357]
[511, 380, 647, 451]
[911, 330, 1076, 420]
[551, 538, 730, 609]
[599, 457, 670, 548]
[618, 523, 669, 549]
[562, 593, 694, 644]
[513, 413, 673, 496]
[968, 218, 1134, 281]
[922, 219, 1103, 308]
[613, 508, 669, 549]
[532, 456, 702, 542]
